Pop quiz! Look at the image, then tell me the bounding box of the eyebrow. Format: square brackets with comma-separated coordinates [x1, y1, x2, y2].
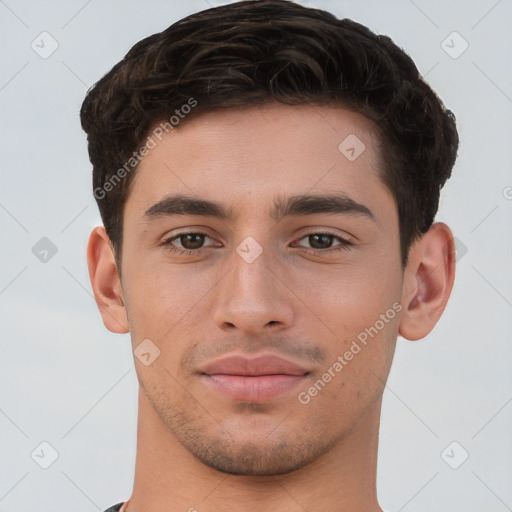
[143, 193, 375, 223]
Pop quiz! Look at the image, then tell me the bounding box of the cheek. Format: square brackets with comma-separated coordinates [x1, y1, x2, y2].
[296, 255, 401, 394]
[298, 253, 402, 334]
[122, 260, 218, 347]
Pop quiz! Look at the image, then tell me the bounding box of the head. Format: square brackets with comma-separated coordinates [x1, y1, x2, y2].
[83, 0, 458, 476]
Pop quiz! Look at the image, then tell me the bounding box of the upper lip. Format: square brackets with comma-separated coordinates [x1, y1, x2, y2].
[199, 354, 309, 376]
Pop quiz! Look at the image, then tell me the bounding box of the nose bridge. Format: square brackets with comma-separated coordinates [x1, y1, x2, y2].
[232, 237, 274, 298]
[212, 236, 294, 333]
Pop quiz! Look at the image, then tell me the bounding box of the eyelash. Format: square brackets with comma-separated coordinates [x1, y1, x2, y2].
[161, 231, 353, 256]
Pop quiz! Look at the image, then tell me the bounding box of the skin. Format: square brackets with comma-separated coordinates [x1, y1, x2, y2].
[87, 103, 456, 512]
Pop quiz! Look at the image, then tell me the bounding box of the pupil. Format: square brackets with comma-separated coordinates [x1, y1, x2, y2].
[310, 234, 332, 249]
[183, 234, 204, 249]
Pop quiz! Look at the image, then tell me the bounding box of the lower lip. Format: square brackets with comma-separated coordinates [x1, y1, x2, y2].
[202, 374, 307, 402]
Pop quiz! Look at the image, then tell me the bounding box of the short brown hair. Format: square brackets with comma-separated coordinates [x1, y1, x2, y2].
[80, 0, 458, 269]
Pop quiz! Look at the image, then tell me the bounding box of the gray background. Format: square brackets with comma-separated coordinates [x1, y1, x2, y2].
[0, 0, 511, 511]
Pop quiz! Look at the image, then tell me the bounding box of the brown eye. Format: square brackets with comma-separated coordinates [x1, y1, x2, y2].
[293, 232, 353, 255]
[176, 233, 206, 250]
[161, 231, 220, 256]
[307, 234, 336, 249]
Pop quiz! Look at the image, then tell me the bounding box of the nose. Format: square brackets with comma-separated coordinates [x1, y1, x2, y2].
[212, 241, 295, 336]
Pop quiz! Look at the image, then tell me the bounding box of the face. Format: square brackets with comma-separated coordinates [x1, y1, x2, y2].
[119, 103, 403, 476]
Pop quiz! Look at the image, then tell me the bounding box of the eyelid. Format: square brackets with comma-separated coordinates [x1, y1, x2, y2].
[160, 224, 358, 256]
[162, 229, 220, 246]
[293, 227, 355, 244]
[294, 233, 351, 245]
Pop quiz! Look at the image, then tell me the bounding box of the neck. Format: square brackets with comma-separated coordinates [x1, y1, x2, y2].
[126, 388, 384, 512]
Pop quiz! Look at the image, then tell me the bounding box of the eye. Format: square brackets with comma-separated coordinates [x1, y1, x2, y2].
[161, 231, 219, 255]
[292, 232, 353, 255]
[160, 230, 353, 257]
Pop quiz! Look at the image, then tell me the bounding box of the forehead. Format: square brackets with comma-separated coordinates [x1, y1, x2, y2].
[124, 103, 393, 223]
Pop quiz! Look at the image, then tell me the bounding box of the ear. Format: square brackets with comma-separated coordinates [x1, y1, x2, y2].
[87, 226, 129, 334]
[399, 222, 456, 341]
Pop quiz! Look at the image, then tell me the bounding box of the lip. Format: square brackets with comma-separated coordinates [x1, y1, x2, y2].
[201, 354, 309, 376]
[199, 354, 310, 402]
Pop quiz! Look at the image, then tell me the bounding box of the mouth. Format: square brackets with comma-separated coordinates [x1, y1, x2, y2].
[199, 354, 310, 402]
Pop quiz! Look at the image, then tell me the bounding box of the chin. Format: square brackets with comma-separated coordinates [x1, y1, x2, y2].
[191, 440, 315, 476]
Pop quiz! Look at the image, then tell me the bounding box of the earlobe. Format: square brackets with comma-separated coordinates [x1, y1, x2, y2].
[87, 226, 130, 334]
[399, 222, 456, 341]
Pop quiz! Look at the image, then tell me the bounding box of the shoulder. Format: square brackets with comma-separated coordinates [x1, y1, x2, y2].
[102, 503, 124, 512]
